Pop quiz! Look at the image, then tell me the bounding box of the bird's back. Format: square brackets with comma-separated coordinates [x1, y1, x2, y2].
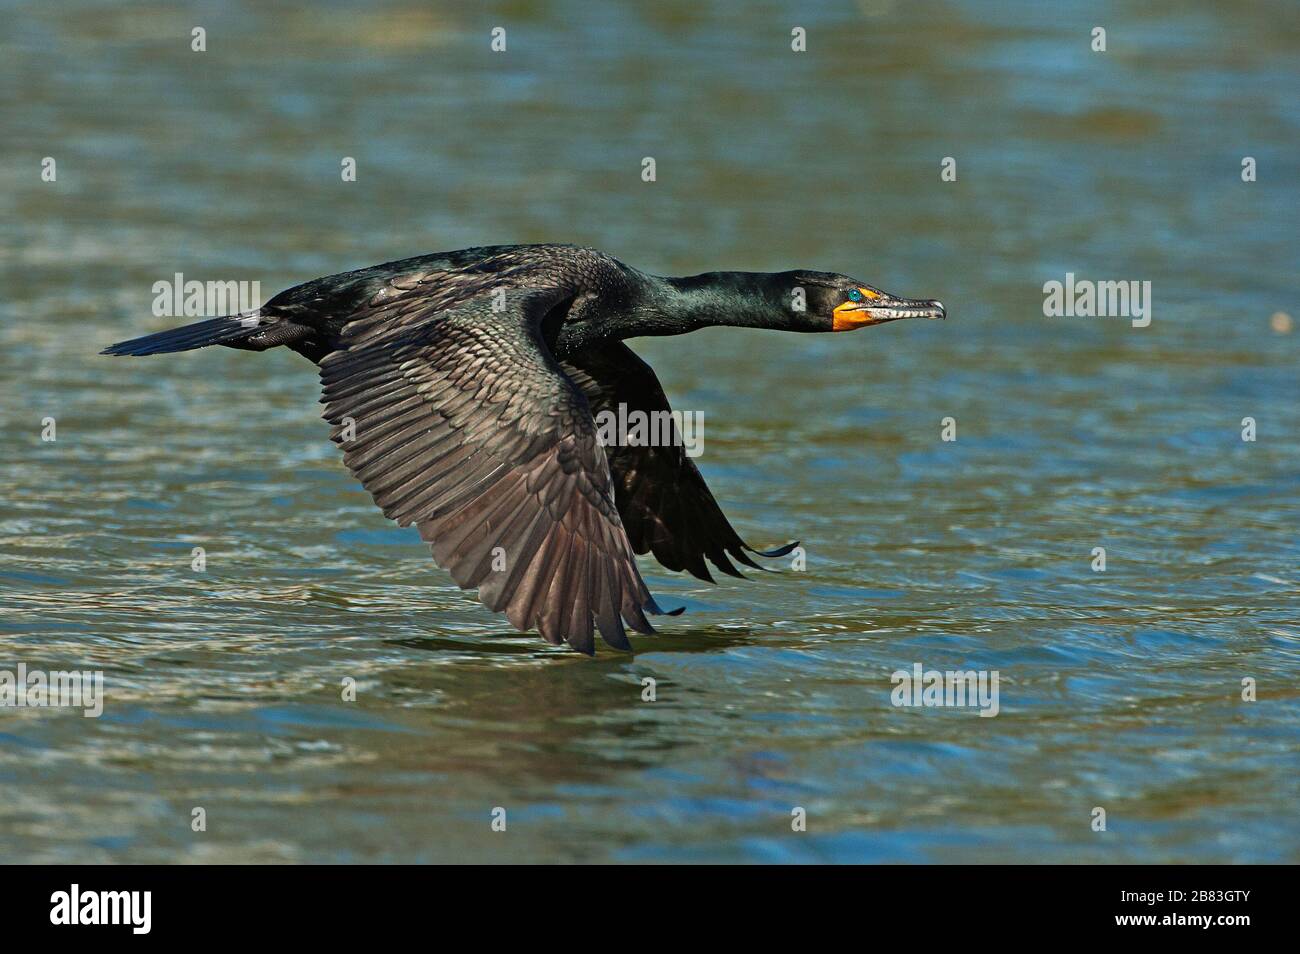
[265, 243, 617, 318]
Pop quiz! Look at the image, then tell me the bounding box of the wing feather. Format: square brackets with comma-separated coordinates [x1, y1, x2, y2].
[564, 341, 797, 583]
[320, 287, 665, 653]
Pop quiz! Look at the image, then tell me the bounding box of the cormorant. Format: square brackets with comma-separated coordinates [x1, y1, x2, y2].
[104, 244, 945, 654]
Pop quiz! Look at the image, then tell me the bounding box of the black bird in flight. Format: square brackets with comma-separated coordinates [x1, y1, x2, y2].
[105, 244, 944, 654]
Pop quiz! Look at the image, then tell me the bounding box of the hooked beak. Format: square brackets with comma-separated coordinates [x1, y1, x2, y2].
[833, 288, 946, 331]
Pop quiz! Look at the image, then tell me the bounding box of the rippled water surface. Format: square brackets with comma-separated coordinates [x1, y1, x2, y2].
[2, 0, 1298, 862]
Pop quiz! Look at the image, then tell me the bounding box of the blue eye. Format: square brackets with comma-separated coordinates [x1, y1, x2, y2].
[848, 289, 863, 302]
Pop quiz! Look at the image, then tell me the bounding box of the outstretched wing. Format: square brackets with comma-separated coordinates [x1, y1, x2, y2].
[319, 287, 668, 654]
[563, 341, 797, 583]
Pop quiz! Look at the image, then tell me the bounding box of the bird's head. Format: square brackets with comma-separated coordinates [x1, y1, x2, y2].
[786, 271, 946, 332]
[651, 268, 945, 336]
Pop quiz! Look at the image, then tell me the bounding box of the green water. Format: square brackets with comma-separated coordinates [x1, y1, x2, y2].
[1, 0, 1297, 862]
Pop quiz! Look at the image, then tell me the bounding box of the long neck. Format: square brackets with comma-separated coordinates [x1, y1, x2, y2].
[621, 271, 796, 336]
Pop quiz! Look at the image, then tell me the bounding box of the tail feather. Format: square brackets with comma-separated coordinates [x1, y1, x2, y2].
[102, 315, 261, 356]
